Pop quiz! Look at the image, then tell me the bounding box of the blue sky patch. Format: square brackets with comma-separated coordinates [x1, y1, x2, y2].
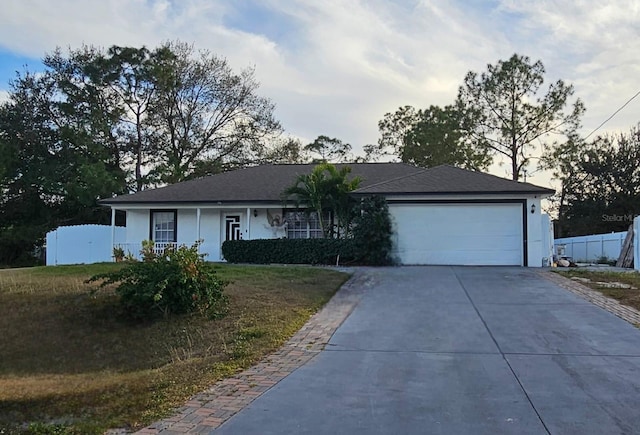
[222, 2, 298, 45]
[0, 50, 43, 89]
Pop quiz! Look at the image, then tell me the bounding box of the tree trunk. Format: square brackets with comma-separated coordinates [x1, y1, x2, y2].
[511, 143, 519, 180]
[135, 111, 143, 192]
[316, 209, 325, 236]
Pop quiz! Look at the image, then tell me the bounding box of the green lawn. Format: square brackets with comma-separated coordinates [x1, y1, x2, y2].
[554, 269, 640, 312]
[0, 263, 349, 434]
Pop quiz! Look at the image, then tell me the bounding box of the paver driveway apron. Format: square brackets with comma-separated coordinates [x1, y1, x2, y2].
[215, 266, 640, 435]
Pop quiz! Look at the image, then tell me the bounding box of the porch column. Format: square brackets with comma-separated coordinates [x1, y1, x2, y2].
[246, 207, 251, 240]
[196, 208, 201, 252]
[110, 208, 116, 262]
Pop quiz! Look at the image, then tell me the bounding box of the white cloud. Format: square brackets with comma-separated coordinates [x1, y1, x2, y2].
[496, 0, 640, 134]
[0, 0, 639, 188]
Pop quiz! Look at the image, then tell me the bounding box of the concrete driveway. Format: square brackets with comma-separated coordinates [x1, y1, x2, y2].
[215, 267, 640, 435]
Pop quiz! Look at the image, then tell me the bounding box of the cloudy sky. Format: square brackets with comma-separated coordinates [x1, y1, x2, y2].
[1, 0, 639, 188]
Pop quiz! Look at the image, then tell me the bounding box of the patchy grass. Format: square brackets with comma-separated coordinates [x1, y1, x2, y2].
[554, 269, 640, 311]
[0, 263, 349, 434]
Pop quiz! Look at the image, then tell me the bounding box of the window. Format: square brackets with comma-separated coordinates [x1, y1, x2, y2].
[284, 210, 331, 239]
[150, 210, 177, 243]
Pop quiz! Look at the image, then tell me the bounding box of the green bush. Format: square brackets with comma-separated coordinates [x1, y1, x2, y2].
[222, 238, 357, 265]
[352, 196, 393, 265]
[88, 241, 228, 320]
[222, 196, 394, 266]
[0, 226, 45, 267]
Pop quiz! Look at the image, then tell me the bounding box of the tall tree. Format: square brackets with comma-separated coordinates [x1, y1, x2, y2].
[0, 87, 52, 265]
[539, 132, 584, 237]
[150, 42, 282, 183]
[42, 46, 130, 190]
[86, 45, 162, 191]
[366, 105, 491, 170]
[261, 136, 306, 164]
[304, 135, 352, 163]
[543, 125, 640, 237]
[0, 71, 122, 265]
[402, 105, 491, 170]
[456, 54, 585, 180]
[42, 42, 283, 187]
[365, 105, 418, 161]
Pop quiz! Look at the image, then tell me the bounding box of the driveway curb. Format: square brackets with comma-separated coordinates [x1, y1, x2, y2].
[133, 268, 371, 435]
[538, 270, 640, 326]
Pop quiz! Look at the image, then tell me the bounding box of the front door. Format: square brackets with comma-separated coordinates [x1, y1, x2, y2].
[224, 215, 242, 241]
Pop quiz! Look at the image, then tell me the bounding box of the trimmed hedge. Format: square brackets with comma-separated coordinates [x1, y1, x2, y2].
[221, 238, 357, 265]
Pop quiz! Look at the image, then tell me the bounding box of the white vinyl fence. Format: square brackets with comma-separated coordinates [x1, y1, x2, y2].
[46, 225, 125, 265]
[541, 214, 554, 266]
[554, 231, 627, 263]
[635, 216, 640, 271]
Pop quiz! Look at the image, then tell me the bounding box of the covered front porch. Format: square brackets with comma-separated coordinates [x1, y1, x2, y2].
[110, 205, 290, 261]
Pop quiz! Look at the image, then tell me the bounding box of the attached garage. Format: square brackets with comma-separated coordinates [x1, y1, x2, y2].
[353, 165, 555, 267]
[390, 202, 525, 266]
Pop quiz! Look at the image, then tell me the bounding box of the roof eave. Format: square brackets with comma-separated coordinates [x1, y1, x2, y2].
[351, 189, 555, 196]
[98, 198, 285, 206]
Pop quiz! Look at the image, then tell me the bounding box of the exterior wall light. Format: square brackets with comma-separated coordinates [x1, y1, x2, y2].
[530, 204, 536, 214]
[253, 209, 258, 218]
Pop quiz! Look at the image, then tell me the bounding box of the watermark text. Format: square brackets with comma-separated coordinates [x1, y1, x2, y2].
[602, 214, 635, 222]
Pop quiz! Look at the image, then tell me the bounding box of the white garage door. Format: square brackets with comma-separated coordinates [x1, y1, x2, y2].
[390, 203, 524, 266]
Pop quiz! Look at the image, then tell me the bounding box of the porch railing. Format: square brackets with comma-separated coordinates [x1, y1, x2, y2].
[151, 242, 178, 255]
[114, 242, 177, 260]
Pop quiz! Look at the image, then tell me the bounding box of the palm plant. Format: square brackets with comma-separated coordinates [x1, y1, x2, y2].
[282, 163, 360, 238]
[330, 167, 361, 238]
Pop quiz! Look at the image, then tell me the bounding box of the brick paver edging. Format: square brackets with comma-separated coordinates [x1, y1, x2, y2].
[538, 270, 640, 326]
[130, 268, 372, 435]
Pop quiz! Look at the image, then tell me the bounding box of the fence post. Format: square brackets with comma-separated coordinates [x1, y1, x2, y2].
[585, 241, 588, 262]
[635, 217, 639, 271]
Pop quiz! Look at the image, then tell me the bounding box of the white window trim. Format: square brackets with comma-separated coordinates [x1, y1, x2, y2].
[150, 209, 177, 243]
[284, 210, 331, 239]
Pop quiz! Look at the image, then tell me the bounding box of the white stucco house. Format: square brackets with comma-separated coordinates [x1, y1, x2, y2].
[99, 163, 555, 267]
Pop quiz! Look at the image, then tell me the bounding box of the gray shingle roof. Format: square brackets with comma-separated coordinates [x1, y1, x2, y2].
[99, 163, 424, 205]
[100, 163, 554, 205]
[352, 165, 555, 195]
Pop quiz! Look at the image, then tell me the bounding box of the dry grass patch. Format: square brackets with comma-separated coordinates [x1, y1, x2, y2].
[0, 263, 348, 434]
[554, 269, 640, 311]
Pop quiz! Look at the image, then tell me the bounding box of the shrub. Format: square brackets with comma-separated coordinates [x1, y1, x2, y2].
[222, 238, 357, 265]
[352, 196, 393, 265]
[0, 226, 45, 267]
[88, 241, 228, 320]
[222, 196, 394, 266]
[112, 246, 125, 262]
